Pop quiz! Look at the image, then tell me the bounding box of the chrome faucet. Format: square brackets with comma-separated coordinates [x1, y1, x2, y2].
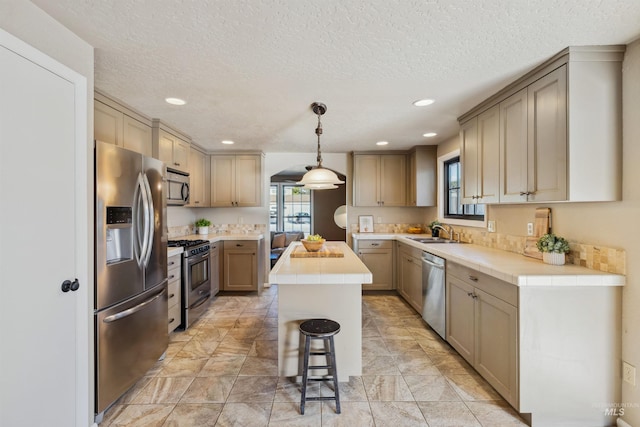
[433, 224, 454, 240]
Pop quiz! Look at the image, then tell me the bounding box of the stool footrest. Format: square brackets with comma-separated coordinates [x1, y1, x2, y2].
[304, 396, 339, 402]
[309, 365, 332, 370]
[307, 377, 335, 382]
[310, 351, 331, 356]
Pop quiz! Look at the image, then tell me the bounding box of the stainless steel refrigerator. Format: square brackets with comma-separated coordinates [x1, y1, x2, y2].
[94, 141, 168, 419]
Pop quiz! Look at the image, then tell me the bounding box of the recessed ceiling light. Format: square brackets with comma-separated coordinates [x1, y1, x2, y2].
[165, 97, 186, 106]
[376, 141, 389, 146]
[413, 99, 434, 107]
[221, 140, 234, 145]
[423, 132, 437, 138]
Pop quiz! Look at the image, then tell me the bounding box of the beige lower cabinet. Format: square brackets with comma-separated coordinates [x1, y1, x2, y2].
[167, 254, 182, 333]
[357, 240, 394, 290]
[446, 262, 518, 408]
[396, 242, 423, 313]
[210, 242, 221, 295]
[222, 240, 259, 291]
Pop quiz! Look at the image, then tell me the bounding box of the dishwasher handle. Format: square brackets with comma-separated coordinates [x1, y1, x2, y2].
[422, 258, 444, 269]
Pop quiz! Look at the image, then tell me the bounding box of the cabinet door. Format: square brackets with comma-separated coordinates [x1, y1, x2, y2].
[123, 115, 152, 157]
[158, 131, 175, 167]
[210, 244, 220, 295]
[210, 155, 236, 206]
[235, 155, 262, 207]
[475, 288, 518, 407]
[94, 100, 123, 146]
[379, 154, 406, 206]
[188, 148, 208, 207]
[397, 252, 411, 302]
[499, 88, 528, 203]
[477, 105, 500, 203]
[353, 154, 380, 206]
[223, 249, 257, 291]
[359, 249, 393, 290]
[406, 254, 423, 312]
[527, 66, 567, 202]
[460, 118, 479, 204]
[446, 275, 475, 364]
[173, 138, 190, 172]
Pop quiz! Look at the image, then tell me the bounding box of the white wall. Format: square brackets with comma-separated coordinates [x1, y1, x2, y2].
[0, 1, 94, 425]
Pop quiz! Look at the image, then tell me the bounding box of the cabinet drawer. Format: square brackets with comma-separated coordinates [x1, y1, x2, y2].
[358, 240, 393, 249]
[225, 240, 257, 250]
[168, 266, 181, 283]
[398, 242, 422, 259]
[447, 262, 518, 307]
[168, 254, 181, 273]
[168, 279, 181, 308]
[168, 303, 181, 333]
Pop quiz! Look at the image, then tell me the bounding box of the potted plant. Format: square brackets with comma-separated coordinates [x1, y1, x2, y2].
[536, 233, 570, 265]
[428, 220, 442, 237]
[195, 218, 211, 235]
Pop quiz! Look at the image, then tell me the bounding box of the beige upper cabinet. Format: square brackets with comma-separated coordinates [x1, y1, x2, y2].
[210, 154, 263, 207]
[500, 68, 567, 202]
[152, 119, 190, 173]
[187, 146, 209, 207]
[407, 146, 437, 207]
[353, 153, 406, 206]
[94, 92, 152, 157]
[461, 45, 624, 204]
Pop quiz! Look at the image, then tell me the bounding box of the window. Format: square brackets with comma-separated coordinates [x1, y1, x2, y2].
[444, 157, 484, 221]
[269, 183, 311, 235]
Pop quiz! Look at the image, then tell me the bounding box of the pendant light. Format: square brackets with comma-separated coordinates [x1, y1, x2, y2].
[297, 102, 345, 190]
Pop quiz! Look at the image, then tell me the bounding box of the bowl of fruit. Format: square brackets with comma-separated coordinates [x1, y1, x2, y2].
[301, 234, 325, 252]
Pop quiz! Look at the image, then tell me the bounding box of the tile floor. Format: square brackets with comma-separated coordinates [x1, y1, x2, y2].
[100, 286, 528, 426]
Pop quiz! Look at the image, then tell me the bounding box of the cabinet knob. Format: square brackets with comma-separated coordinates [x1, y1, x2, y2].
[174, 162, 180, 166]
[468, 275, 478, 282]
[371, 243, 379, 246]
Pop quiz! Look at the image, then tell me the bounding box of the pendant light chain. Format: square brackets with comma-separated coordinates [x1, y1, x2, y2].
[316, 111, 323, 168]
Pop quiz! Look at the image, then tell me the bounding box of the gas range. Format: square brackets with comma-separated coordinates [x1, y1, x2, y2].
[168, 239, 210, 257]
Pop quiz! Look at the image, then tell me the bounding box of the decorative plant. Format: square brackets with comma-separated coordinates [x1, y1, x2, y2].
[536, 233, 570, 254]
[195, 218, 211, 227]
[428, 220, 441, 230]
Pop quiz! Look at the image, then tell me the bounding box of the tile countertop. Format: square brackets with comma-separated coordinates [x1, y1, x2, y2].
[352, 233, 625, 287]
[269, 241, 373, 285]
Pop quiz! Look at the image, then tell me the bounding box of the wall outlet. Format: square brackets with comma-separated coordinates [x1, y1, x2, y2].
[527, 223, 534, 236]
[377, 216, 382, 224]
[623, 361, 636, 386]
[487, 220, 496, 233]
[238, 216, 244, 224]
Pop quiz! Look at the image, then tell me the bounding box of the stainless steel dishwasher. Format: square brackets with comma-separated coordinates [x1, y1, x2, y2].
[422, 251, 446, 340]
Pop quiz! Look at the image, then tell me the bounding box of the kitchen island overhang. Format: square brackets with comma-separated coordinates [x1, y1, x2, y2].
[269, 241, 372, 380]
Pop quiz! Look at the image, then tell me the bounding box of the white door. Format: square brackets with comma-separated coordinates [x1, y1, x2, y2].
[0, 32, 89, 426]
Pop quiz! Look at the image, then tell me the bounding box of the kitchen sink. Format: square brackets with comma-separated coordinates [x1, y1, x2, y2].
[408, 237, 462, 244]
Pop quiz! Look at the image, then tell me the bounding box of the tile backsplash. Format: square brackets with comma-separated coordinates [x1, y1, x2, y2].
[168, 223, 267, 239]
[350, 222, 626, 275]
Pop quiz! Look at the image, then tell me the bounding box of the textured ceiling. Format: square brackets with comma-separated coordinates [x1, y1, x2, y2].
[33, 0, 640, 153]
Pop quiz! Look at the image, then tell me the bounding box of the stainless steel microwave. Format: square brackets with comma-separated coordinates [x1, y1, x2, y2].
[166, 168, 189, 206]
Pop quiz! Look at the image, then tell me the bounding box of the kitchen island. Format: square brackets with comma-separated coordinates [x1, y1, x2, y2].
[269, 241, 372, 380]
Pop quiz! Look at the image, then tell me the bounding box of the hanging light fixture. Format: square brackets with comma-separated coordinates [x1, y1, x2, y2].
[297, 102, 345, 190]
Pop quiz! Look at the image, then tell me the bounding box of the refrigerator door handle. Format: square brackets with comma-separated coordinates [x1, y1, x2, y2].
[132, 173, 143, 266]
[142, 173, 155, 267]
[102, 286, 166, 323]
[137, 173, 151, 266]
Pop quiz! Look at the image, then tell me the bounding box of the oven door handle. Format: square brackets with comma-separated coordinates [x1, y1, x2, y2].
[103, 287, 166, 324]
[189, 293, 211, 310]
[188, 251, 210, 264]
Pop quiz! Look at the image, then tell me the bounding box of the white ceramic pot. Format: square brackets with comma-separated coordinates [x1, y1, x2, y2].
[543, 252, 566, 265]
[198, 226, 209, 235]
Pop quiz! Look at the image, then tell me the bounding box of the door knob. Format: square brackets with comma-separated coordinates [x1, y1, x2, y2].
[61, 279, 80, 292]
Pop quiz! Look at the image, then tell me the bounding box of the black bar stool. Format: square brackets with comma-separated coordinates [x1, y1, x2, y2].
[299, 318, 341, 415]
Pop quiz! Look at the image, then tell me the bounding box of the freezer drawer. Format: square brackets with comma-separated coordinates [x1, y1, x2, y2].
[95, 282, 168, 415]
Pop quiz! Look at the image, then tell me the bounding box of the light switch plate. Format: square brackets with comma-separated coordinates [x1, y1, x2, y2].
[487, 220, 496, 233]
[623, 361, 636, 386]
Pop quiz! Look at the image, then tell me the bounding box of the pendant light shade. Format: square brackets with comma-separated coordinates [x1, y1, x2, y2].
[297, 102, 344, 190]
